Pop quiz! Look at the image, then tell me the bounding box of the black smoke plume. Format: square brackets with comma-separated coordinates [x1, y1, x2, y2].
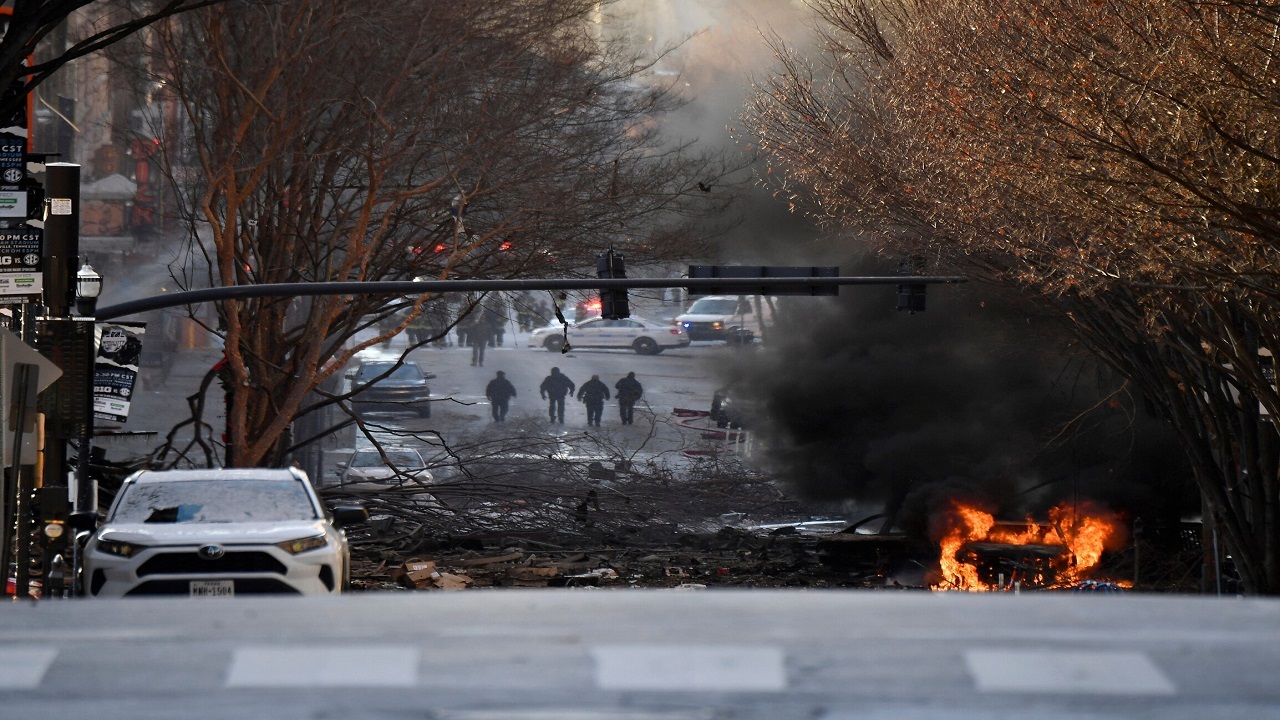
[709, 252, 1196, 534]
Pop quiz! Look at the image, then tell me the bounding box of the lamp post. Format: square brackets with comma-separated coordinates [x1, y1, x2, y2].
[73, 261, 102, 514]
[70, 263, 102, 597]
[76, 262, 102, 317]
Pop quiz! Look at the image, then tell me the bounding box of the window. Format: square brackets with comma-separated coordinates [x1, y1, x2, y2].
[113, 479, 317, 523]
[358, 362, 425, 381]
[350, 449, 425, 468]
[688, 298, 745, 315]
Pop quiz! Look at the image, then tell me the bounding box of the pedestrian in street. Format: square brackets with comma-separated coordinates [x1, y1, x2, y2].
[577, 374, 610, 427]
[407, 311, 431, 346]
[485, 371, 517, 422]
[482, 296, 508, 347]
[468, 315, 495, 367]
[539, 366, 576, 423]
[615, 371, 643, 424]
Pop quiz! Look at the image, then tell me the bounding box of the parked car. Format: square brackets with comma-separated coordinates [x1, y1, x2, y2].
[337, 447, 433, 490]
[674, 295, 768, 342]
[347, 360, 432, 417]
[75, 468, 367, 598]
[528, 316, 690, 355]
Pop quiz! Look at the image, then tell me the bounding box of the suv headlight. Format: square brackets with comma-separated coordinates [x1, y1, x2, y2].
[96, 539, 146, 558]
[276, 534, 329, 555]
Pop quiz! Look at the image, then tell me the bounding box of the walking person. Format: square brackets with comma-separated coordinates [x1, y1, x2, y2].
[485, 371, 517, 422]
[577, 374, 610, 427]
[407, 311, 431, 346]
[469, 315, 495, 367]
[539, 367, 576, 423]
[615, 371, 643, 424]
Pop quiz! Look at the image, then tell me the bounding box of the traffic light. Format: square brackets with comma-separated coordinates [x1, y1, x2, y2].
[896, 255, 927, 313]
[596, 249, 629, 320]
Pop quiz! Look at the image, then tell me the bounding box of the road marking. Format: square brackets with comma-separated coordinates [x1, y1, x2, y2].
[964, 649, 1176, 695]
[226, 646, 418, 687]
[440, 707, 716, 712]
[592, 645, 786, 692]
[0, 646, 58, 689]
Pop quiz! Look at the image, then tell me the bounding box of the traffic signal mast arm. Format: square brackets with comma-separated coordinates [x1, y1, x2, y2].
[94, 275, 967, 322]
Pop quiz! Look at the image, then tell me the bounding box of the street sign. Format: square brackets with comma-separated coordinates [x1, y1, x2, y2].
[1, 327, 63, 467]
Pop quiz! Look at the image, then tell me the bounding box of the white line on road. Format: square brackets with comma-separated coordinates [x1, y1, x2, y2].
[964, 649, 1177, 695]
[592, 645, 787, 692]
[226, 646, 419, 687]
[0, 646, 58, 689]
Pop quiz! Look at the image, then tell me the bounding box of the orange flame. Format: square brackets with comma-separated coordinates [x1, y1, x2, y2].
[932, 499, 1126, 591]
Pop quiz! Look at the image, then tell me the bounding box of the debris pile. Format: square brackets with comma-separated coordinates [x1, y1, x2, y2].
[348, 525, 934, 591]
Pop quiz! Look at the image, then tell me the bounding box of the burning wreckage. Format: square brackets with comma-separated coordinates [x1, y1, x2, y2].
[931, 499, 1130, 592]
[331, 406, 1139, 592]
[336, 467, 1137, 592]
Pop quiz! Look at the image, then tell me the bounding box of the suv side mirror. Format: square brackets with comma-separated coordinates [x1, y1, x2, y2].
[331, 505, 368, 527]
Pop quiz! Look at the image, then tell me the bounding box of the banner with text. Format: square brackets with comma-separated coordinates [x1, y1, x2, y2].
[0, 228, 42, 303]
[93, 322, 146, 423]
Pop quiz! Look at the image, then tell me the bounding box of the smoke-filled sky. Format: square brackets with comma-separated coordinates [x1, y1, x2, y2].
[613, 0, 822, 258]
[626, 1, 1197, 528]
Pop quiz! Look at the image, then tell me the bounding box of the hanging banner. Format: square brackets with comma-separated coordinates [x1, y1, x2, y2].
[93, 322, 146, 423]
[0, 228, 42, 303]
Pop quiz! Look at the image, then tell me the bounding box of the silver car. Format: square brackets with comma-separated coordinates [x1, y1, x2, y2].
[77, 468, 366, 598]
[338, 447, 434, 490]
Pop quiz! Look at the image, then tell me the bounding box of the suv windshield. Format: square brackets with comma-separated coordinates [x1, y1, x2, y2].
[351, 450, 424, 468]
[112, 479, 318, 523]
[687, 298, 745, 315]
[357, 363, 424, 382]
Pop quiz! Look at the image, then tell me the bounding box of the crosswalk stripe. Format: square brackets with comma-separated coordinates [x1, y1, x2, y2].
[964, 649, 1176, 695]
[592, 645, 787, 692]
[225, 646, 419, 687]
[0, 646, 58, 689]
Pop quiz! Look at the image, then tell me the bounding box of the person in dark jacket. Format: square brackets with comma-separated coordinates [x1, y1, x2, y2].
[577, 374, 611, 427]
[468, 315, 495, 367]
[614, 371, 643, 424]
[485, 371, 517, 422]
[539, 367, 576, 423]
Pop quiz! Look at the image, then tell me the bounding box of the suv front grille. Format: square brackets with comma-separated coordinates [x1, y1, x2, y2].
[126, 578, 299, 596]
[137, 551, 287, 577]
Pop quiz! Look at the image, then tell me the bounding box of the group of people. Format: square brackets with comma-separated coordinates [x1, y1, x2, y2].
[483, 367, 644, 426]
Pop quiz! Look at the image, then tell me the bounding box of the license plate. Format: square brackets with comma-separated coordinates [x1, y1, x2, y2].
[190, 580, 234, 598]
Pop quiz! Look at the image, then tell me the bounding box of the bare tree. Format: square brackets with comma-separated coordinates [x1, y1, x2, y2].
[747, 0, 1280, 592]
[1, 0, 226, 122]
[146, 0, 734, 467]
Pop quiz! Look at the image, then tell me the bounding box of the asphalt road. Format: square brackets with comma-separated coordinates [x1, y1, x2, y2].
[2, 590, 1278, 719]
[338, 323, 756, 481]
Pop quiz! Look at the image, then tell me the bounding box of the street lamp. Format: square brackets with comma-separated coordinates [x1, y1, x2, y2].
[70, 261, 103, 596]
[76, 262, 102, 317]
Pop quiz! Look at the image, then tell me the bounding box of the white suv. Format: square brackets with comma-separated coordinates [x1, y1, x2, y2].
[674, 295, 767, 342]
[77, 468, 366, 598]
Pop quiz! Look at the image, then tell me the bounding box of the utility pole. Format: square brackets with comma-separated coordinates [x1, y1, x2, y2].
[33, 163, 91, 593]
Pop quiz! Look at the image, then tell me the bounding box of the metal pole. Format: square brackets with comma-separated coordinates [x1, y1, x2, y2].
[42, 163, 80, 318]
[94, 276, 969, 322]
[39, 163, 81, 595]
[8, 364, 37, 599]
